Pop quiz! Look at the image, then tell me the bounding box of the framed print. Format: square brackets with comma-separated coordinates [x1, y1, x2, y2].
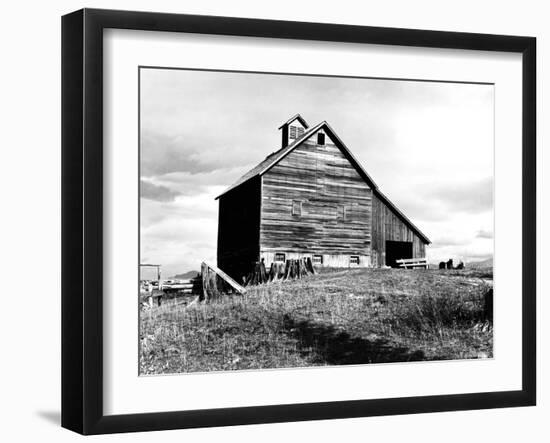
[61, 8, 536, 435]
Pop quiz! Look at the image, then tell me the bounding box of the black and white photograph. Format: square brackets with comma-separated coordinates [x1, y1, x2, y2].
[0, 0, 544, 439]
[139, 68, 494, 375]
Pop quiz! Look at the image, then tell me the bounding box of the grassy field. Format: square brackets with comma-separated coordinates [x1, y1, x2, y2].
[139, 268, 493, 375]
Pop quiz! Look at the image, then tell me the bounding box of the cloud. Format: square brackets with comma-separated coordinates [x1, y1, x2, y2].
[431, 236, 467, 248]
[425, 177, 493, 214]
[139, 185, 222, 275]
[140, 185, 221, 227]
[140, 129, 278, 179]
[156, 169, 248, 197]
[140, 209, 218, 276]
[140, 180, 181, 202]
[375, 176, 492, 227]
[141, 132, 220, 176]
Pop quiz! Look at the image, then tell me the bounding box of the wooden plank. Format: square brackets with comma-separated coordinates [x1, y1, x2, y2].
[397, 257, 428, 269]
[396, 258, 427, 264]
[201, 262, 211, 301]
[202, 261, 246, 294]
[163, 283, 195, 289]
[397, 262, 427, 265]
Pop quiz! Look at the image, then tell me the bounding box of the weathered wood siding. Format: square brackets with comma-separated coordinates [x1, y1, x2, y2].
[371, 193, 426, 267]
[262, 251, 369, 269]
[217, 176, 261, 282]
[260, 130, 372, 266]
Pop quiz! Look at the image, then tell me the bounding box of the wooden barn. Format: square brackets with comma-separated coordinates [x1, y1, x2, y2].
[216, 114, 430, 281]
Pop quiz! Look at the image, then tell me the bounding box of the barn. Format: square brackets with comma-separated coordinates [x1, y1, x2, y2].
[216, 114, 430, 281]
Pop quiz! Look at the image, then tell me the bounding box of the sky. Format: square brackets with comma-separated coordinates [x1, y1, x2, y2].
[140, 68, 494, 278]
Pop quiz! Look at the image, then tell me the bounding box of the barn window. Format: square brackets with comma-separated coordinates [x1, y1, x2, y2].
[313, 255, 323, 265]
[289, 125, 297, 139]
[289, 125, 305, 140]
[317, 133, 325, 145]
[337, 205, 351, 221]
[292, 200, 302, 216]
[350, 256, 360, 265]
[275, 253, 286, 262]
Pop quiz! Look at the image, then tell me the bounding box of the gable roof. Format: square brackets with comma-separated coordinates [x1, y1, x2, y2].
[215, 122, 323, 199]
[277, 113, 309, 129]
[374, 189, 431, 244]
[216, 121, 377, 199]
[216, 120, 431, 244]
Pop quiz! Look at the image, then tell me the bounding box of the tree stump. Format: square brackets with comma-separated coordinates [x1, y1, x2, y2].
[245, 258, 315, 286]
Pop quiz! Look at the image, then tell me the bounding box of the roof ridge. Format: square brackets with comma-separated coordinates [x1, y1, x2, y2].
[215, 121, 324, 200]
[257, 121, 324, 175]
[277, 113, 309, 129]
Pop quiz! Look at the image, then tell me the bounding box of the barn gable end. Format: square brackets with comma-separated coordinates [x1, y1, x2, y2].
[260, 127, 372, 267]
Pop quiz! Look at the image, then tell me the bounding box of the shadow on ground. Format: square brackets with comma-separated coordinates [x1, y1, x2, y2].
[283, 315, 426, 365]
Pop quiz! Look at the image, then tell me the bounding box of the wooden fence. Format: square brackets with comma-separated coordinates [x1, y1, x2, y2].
[141, 257, 315, 308]
[162, 278, 203, 294]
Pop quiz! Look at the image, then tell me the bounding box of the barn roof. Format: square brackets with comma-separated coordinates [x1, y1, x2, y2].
[216, 120, 431, 244]
[373, 189, 431, 244]
[215, 121, 326, 198]
[277, 113, 310, 129]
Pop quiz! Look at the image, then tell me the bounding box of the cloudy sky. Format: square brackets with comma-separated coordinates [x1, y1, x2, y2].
[140, 68, 494, 277]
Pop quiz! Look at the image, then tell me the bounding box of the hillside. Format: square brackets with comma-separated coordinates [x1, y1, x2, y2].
[171, 270, 200, 279]
[468, 257, 493, 269]
[140, 267, 493, 375]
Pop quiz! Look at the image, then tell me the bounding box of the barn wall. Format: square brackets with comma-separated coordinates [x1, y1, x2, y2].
[260, 129, 372, 267]
[262, 251, 370, 268]
[371, 193, 426, 267]
[217, 176, 261, 282]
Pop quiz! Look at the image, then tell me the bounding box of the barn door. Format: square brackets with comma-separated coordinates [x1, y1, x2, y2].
[385, 241, 413, 268]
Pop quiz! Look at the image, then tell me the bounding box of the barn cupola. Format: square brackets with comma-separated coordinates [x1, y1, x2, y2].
[278, 114, 309, 148]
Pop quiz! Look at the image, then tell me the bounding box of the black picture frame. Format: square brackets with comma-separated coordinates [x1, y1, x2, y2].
[61, 8, 536, 435]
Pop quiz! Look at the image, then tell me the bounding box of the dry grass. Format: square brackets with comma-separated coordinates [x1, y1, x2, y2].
[139, 268, 493, 375]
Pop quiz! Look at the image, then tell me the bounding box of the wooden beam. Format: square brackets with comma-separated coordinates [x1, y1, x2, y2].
[202, 261, 246, 294]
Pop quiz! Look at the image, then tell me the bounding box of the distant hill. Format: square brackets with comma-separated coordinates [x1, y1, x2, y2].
[429, 257, 493, 269]
[171, 270, 200, 279]
[468, 257, 493, 269]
